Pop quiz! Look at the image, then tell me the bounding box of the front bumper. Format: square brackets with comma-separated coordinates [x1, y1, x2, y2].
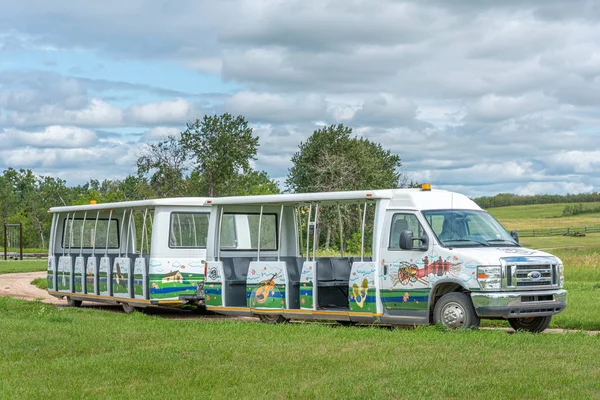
[471, 289, 567, 318]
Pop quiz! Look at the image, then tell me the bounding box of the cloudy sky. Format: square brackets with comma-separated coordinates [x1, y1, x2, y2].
[1, 0, 599, 197]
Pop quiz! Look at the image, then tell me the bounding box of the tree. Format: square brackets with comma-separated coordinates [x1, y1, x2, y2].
[286, 124, 405, 249]
[286, 124, 404, 193]
[181, 113, 259, 197]
[136, 135, 188, 197]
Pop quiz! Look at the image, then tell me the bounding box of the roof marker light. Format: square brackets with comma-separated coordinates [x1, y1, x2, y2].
[90, 200, 97, 205]
[421, 184, 431, 191]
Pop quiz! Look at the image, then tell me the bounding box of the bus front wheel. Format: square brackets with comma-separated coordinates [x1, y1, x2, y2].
[433, 292, 480, 329]
[508, 316, 551, 333]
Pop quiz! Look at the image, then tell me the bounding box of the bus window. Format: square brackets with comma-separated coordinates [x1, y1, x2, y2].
[220, 213, 277, 251]
[64, 218, 119, 249]
[169, 212, 209, 248]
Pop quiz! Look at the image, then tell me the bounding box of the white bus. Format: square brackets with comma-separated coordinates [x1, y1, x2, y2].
[47, 198, 211, 312]
[202, 187, 567, 332]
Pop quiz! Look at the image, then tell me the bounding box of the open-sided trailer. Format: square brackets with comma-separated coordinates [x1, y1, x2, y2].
[47, 198, 211, 313]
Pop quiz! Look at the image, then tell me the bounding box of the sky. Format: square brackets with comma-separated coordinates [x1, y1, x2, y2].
[0, 0, 599, 197]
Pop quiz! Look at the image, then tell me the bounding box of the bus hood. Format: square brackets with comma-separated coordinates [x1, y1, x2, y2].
[440, 246, 562, 266]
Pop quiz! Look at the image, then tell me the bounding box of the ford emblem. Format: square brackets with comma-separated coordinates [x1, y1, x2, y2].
[528, 271, 542, 280]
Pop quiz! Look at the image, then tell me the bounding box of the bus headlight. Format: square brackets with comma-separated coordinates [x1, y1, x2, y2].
[559, 263, 564, 287]
[477, 266, 502, 290]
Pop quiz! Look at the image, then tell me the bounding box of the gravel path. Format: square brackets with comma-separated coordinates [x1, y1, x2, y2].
[0, 272, 598, 334]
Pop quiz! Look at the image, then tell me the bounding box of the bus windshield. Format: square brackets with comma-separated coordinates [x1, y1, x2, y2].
[422, 209, 518, 248]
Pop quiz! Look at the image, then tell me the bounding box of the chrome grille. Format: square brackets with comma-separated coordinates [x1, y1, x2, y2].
[501, 258, 558, 290]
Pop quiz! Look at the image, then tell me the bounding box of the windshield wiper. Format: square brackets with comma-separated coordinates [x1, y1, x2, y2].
[444, 239, 489, 247]
[486, 239, 519, 246]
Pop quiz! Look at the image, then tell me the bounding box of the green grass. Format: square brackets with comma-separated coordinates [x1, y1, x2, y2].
[31, 277, 48, 290]
[488, 202, 600, 219]
[0, 259, 47, 275]
[0, 297, 599, 399]
[488, 203, 600, 231]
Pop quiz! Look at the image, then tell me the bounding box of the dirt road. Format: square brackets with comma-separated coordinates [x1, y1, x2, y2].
[0, 271, 62, 304]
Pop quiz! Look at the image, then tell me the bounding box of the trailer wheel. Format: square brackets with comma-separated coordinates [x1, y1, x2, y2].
[433, 292, 480, 329]
[121, 303, 136, 314]
[508, 316, 551, 333]
[258, 314, 287, 324]
[66, 297, 82, 308]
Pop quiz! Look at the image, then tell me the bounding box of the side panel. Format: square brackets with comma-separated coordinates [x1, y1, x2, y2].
[247, 261, 287, 310]
[74, 256, 85, 294]
[204, 261, 224, 306]
[85, 257, 98, 295]
[47, 256, 56, 292]
[112, 257, 132, 298]
[99, 256, 111, 296]
[348, 261, 378, 314]
[299, 261, 316, 310]
[133, 258, 148, 300]
[57, 256, 73, 292]
[148, 258, 205, 301]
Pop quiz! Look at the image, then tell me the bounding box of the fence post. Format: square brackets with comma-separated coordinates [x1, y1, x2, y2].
[19, 222, 23, 261]
[3, 224, 6, 261]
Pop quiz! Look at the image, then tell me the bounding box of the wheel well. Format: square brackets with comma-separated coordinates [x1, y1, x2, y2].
[429, 283, 469, 320]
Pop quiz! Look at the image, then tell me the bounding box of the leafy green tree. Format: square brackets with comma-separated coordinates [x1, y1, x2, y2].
[136, 135, 188, 197]
[286, 124, 403, 193]
[181, 113, 259, 197]
[286, 124, 404, 249]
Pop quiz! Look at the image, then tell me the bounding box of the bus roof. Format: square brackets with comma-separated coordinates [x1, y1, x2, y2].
[211, 189, 395, 205]
[49, 197, 210, 213]
[211, 189, 480, 211]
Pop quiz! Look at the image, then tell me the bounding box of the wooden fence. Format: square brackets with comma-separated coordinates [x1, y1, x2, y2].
[516, 226, 600, 238]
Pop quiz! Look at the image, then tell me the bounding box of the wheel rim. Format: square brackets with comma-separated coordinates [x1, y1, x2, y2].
[441, 301, 466, 328]
[262, 314, 279, 322]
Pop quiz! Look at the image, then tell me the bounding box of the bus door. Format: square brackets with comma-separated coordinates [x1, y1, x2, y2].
[379, 211, 431, 323]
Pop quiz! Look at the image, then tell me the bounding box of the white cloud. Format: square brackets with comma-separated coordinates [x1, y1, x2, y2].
[20, 126, 97, 148]
[2, 1, 600, 195]
[226, 92, 328, 123]
[129, 98, 194, 125]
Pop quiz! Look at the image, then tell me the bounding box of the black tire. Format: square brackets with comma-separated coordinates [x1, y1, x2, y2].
[433, 292, 480, 329]
[258, 314, 288, 324]
[122, 303, 136, 314]
[192, 305, 215, 315]
[337, 320, 358, 327]
[66, 297, 82, 307]
[508, 316, 552, 333]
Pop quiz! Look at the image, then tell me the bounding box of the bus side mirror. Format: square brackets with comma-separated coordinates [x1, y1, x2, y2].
[510, 230, 519, 244]
[399, 231, 414, 250]
[400, 231, 429, 251]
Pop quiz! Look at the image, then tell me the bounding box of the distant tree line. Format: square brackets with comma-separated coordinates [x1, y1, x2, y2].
[0, 115, 411, 250]
[475, 192, 600, 209]
[562, 203, 600, 217]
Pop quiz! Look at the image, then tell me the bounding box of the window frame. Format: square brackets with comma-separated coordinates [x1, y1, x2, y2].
[387, 212, 426, 251]
[168, 211, 210, 249]
[220, 211, 279, 252]
[61, 217, 120, 249]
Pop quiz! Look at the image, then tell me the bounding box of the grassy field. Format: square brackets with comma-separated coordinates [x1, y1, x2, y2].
[0, 259, 47, 275]
[0, 296, 599, 399]
[488, 203, 600, 230]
